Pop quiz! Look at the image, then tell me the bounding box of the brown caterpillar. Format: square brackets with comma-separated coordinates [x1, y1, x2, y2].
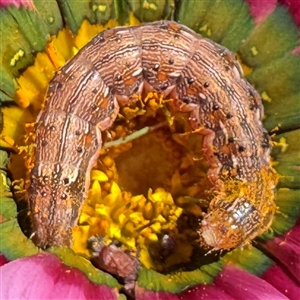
[27, 21, 278, 251]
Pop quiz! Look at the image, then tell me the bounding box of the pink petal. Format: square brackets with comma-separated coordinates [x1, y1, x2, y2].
[245, 0, 277, 24]
[135, 285, 179, 300]
[214, 265, 289, 299]
[263, 221, 300, 284]
[179, 284, 235, 300]
[279, 0, 300, 26]
[0, 255, 9, 267]
[0, 0, 35, 9]
[262, 265, 300, 300]
[135, 283, 240, 300]
[0, 253, 118, 300]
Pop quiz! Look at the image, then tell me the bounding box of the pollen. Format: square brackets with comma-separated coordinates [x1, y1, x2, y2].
[10, 49, 25, 66]
[143, 1, 158, 11]
[262, 91, 272, 102]
[251, 46, 259, 56]
[92, 4, 107, 12]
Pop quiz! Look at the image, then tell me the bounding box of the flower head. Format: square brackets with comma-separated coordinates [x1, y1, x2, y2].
[0, 0, 299, 299]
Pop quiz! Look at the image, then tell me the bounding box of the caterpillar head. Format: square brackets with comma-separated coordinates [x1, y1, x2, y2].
[199, 197, 269, 251]
[27, 161, 86, 249]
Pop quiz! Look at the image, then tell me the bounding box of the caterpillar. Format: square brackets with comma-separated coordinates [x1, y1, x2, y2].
[27, 20, 278, 251]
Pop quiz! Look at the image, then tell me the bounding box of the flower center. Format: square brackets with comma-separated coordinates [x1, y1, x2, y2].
[70, 93, 213, 271]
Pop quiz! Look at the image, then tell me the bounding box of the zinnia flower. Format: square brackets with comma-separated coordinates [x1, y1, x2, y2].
[0, 0, 299, 299]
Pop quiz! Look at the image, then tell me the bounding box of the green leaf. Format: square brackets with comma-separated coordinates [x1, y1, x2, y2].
[56, 0, 131, 34]
[137, 262, 222, 293]
[56, 0, 97, 34]
[220, 1, 253, 51]
[222, 247, 273, 276]
[33, 0, 64, 36]
[90, 0, 121, 25]
[113, 0, 131, 25]
[0, 151, 39, 260]
[0, 10, 35, 78]
[127, 0, 175, 22]
[264, 93, 300, 133]
[0, 218, 39, 261]
[175, 0, 215, 32]
[0, 90, 15, 104]
[0, 196, 16, 219]
[238, 6, 299, 68]
[7, 4, 61, 52]
[176, 0, 253, 51]
[247, 54, 300, 103]
[271, 130, 300, 189]
[262, 188, 300, 238]
[0, 151, 13, 210]
[0, 2, 62, 97]
[92, 0, 129, 25]
[0, 66, 17, 100]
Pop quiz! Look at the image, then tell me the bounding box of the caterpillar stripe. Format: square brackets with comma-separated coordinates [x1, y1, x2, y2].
[27, 21, 277, 250]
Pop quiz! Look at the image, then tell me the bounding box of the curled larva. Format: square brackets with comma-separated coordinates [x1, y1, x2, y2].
[26, 20, 278, 250]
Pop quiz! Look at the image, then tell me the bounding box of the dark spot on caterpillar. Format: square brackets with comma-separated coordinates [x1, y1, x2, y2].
[57, 82, 63, 89]
[238, 145, 246, 152]
[161, 83, 169, 91]
[50, 125, 56, 131]
[90, 103, 97, 111]
[228, 137, 235, 143]
[143, 69, 151, 78]
[43, 176, 49, 182]
[249, 104, 255, 111]
[115, 74, 122, 81]
[261, 130, 270, 148]
[63, 178, 69, 185]
[261, 142, 270, 149]
[92, 88, 98, 94]
[226, 112, 233, 119]
[69, 75, 75, 80]
[212, 104, 219, 111]
[204, 82, 210, 88]
[248, 88, 255, 98]
[76, 146, 83, 153]
[224, 66, 230, 72]
[168, 58, 174, 65]
[98, 36, 105, 43]
[174, 34, 180, 39]
[61, 193, 67, 200]
[182, 97, 190, 104]
[75, 130, 81, 136]
[187, 78, 195, 84]
[160, 24, 169, 30]
[41, 192, 47, 197]
[153, 64, 160, 71]
[102, 53, 110, 61]
[41, 140, 48, 147]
